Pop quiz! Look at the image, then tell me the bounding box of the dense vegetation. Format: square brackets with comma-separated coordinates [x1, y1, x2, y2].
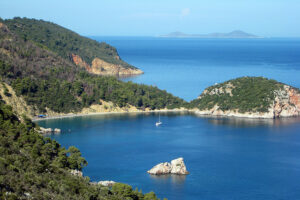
[4, 17, 135, 68]
[0, 100, 163, 199]
[190, 77, 284, 113]
[0, 19, 186, 114]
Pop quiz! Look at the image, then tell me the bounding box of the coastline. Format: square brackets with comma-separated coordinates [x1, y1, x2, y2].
[32, 108, 189, 122]
[33, 108, 300, 122]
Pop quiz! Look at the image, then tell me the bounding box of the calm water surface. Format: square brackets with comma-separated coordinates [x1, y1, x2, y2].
[39, 38, 300, 199]
[92, 37, 300, 101]
[38, 113, 300, 200]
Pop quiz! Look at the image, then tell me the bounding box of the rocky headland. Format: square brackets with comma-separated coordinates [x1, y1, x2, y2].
[147, 157, 189, 175]
[72, 54, 143, 76]
[191, 77, 300, 119]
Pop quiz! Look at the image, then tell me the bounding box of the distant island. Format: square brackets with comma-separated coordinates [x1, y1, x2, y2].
[159, 30, 261, 38]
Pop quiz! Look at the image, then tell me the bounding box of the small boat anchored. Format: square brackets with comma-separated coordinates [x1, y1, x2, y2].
[155, 113, 162, 126]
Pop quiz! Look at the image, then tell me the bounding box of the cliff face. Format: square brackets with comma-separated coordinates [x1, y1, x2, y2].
[193, 77, 300, 118]
[0, 83, 37, 118]
[71, 54, 90, 69]
[72, 54, 143, 76]
[0, 83, 63, 118]
[273, 86, 300, 117]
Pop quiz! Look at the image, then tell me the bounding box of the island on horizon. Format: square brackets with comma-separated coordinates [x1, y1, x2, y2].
[159, 30, 261, 38]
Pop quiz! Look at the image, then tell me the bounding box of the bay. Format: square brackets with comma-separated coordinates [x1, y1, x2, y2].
[39, 37, 300, 199]
[38, 113, 300, 200]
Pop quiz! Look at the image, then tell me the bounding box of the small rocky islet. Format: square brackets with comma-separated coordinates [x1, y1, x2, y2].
[147, 157, 189, 175]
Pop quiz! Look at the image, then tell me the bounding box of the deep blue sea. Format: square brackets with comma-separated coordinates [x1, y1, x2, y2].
[39, 38, 300, 200]
[93, 37, 300, 101]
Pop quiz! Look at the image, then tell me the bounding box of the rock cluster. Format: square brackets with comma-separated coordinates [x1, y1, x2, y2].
[70, 169, 83, 177]
[38, 127, 61, 134]
[147, 157, 189, 175]
[98, 181, 116, 187]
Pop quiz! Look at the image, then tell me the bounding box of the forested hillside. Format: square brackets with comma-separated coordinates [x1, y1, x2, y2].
[0, 17, 168, 199]
[4, 17, 133, 68]
[190, 77, 294, 113]
[0, 100, 163, 199]
[0, 19, 186, 115]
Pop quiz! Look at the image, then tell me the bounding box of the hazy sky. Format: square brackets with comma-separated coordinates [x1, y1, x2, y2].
[0, 0, 299, 37]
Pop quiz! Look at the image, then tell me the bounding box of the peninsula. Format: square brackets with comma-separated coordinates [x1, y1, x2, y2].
[190, 77, 300, 118]
[3, 17, 143, 76]
[0, 18, 186, 119]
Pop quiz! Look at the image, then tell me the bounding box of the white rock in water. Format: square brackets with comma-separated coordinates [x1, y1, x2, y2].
[170, 157, 189, 175]
[54, 128, 61, 134]
[39, 127, 52, 133]
[147, 157, 189, 175]
[98, 180, 116, 187]
[38, 127, 61, 134]
[147, 162, 172, 175]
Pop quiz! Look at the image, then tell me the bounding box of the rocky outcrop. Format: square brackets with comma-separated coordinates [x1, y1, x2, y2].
[147, 162, 172, 175]
[91, 58, 143, 76]
[38, 127, 61, 134]
[71, 54, 90, 69]
[71, 54, 143, 76]
[195, 79, 300, 119]
[0, 83, 37, 118]
[170, 158, 189, 174]
[0, 22, 9, 32]
[98, 181, 116, 187]
[70, 169, 83, 177]
[272, 86, 300, 117]
[147, 157, 189, 175]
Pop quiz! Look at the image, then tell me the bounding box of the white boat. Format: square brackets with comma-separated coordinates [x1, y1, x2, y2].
[155, 113, 162, 126]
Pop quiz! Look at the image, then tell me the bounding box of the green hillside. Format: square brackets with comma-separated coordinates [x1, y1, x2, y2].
[0, 17, 170, 200]
[190, 77, 286, 113]
[0, 101, 163, 200]
[4, 17, 134, 69]
[0, 20, 186, 114]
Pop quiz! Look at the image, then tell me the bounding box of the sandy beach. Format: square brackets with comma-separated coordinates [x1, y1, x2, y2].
[32, 108, 189, 121]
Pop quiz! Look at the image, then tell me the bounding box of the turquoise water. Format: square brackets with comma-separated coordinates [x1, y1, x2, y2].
[39, 38, 300, 199]
[38, 113, 300, 200]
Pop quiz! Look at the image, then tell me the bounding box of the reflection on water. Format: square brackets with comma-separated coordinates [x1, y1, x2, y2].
[38, 111, 300, 200]
[118, 74, 142, 79]
[40, 112, 300, 135]
[149, 174, 186, 185]
[195, 115, 300, 127]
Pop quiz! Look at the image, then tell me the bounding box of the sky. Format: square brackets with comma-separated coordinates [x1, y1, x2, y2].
[0, 0, 299, 37]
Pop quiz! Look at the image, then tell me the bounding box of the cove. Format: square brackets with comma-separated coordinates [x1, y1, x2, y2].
[37, 113, 300, 200]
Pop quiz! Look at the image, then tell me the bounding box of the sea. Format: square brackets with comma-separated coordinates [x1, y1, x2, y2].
[38, 37, 300, 200]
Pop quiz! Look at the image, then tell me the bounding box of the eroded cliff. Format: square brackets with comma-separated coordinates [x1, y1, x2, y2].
[72, 54, 143, 76]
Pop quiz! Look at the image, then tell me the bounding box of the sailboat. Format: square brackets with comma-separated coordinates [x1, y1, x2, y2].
[155, 113, 162, 126]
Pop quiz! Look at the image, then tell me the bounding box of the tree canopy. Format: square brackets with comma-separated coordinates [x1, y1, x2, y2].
[0, 100, 164, 199]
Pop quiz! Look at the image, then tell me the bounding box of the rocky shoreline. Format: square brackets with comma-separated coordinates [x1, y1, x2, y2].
[72, 54, 143, 76]
[33, 107, 300, 122]
[38, 127, 61, 134]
